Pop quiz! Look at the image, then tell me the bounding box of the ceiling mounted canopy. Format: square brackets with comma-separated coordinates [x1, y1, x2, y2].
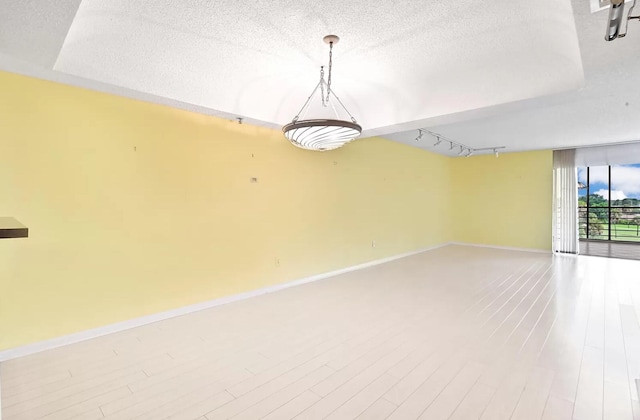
[283, 35, 362, 151]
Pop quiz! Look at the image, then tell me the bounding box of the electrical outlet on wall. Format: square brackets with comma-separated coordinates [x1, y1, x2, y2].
[274, 258, 281, 267]
[371, 241, 376, 248]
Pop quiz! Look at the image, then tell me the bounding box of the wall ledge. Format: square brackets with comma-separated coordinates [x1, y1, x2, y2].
[0, 217, 28, 239]
[0, 242, 452, 362]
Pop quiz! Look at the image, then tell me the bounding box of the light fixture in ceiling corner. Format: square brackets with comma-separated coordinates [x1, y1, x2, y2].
[282, 35, 362, 151]
[605, 0, 639, 40]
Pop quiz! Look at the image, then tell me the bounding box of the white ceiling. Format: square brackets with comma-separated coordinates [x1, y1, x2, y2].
[388, 0, 640, 155]
[0, 0, 635, 156]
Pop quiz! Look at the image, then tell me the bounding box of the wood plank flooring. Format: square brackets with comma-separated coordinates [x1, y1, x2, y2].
[580, 240, 640, 261]
[2, 245, 640, 419]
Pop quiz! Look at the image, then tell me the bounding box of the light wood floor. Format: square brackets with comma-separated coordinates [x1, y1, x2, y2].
[580, 241, 640, 261]
[2, 245, 640, 420]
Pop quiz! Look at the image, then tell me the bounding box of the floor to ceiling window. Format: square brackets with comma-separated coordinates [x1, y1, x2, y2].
[578, 164, 640, 242]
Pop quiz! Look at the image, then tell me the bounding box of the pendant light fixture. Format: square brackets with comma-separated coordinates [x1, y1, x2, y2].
[283, 35, 362, 151]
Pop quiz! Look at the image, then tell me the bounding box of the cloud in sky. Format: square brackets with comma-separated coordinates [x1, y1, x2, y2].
[578, 165, 640, 197]
[593, 189, 627, 200]
[578, 167, 587, 183]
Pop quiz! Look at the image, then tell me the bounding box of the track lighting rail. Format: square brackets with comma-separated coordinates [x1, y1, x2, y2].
[416, 129, 506, 158]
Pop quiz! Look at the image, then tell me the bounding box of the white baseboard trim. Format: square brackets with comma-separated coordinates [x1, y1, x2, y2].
[449, 242, 552, 254]
[0, 242, 451, 362]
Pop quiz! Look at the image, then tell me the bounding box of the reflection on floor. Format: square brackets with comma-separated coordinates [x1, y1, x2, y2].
[580, 240, 640, 261]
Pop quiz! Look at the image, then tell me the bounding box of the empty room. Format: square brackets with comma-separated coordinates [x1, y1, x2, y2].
[1, 0, 640, 419]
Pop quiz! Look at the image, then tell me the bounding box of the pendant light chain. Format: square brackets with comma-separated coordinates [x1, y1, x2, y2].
[326, 41, 333, 103]
[330, 90, 358, 124]
[291, 78, 323, 123]
[320, 66, 326, 107]
[290, 41, 357, 125]
[282, 35, 362, 151]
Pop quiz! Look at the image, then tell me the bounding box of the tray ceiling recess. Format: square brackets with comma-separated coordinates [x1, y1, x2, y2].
[2, 0, 637, 156]
[0, 0, 584, 145]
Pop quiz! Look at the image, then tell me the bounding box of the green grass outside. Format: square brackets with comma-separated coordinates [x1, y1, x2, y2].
[580, 223, 640, 242]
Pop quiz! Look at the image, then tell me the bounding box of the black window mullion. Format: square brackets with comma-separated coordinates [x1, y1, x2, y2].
[608, 165, 612, 241]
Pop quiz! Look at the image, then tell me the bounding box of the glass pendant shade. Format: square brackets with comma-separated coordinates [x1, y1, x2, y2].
[282, 119, 362, 151]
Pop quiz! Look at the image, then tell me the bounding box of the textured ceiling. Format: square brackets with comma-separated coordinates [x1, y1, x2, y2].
[388, 0, 640, 156]
[0, 0, 586, 146]
[2, 0, 634, 156]
[51, 0, 585, 137]
[0, 0, 82, 68]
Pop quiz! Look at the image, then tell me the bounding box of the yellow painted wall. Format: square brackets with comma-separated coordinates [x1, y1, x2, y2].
[451, 150, 553, 251]
[0, 71, 454, 350]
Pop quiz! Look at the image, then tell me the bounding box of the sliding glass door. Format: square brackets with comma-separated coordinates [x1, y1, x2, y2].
[578, 165, 640, 242]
